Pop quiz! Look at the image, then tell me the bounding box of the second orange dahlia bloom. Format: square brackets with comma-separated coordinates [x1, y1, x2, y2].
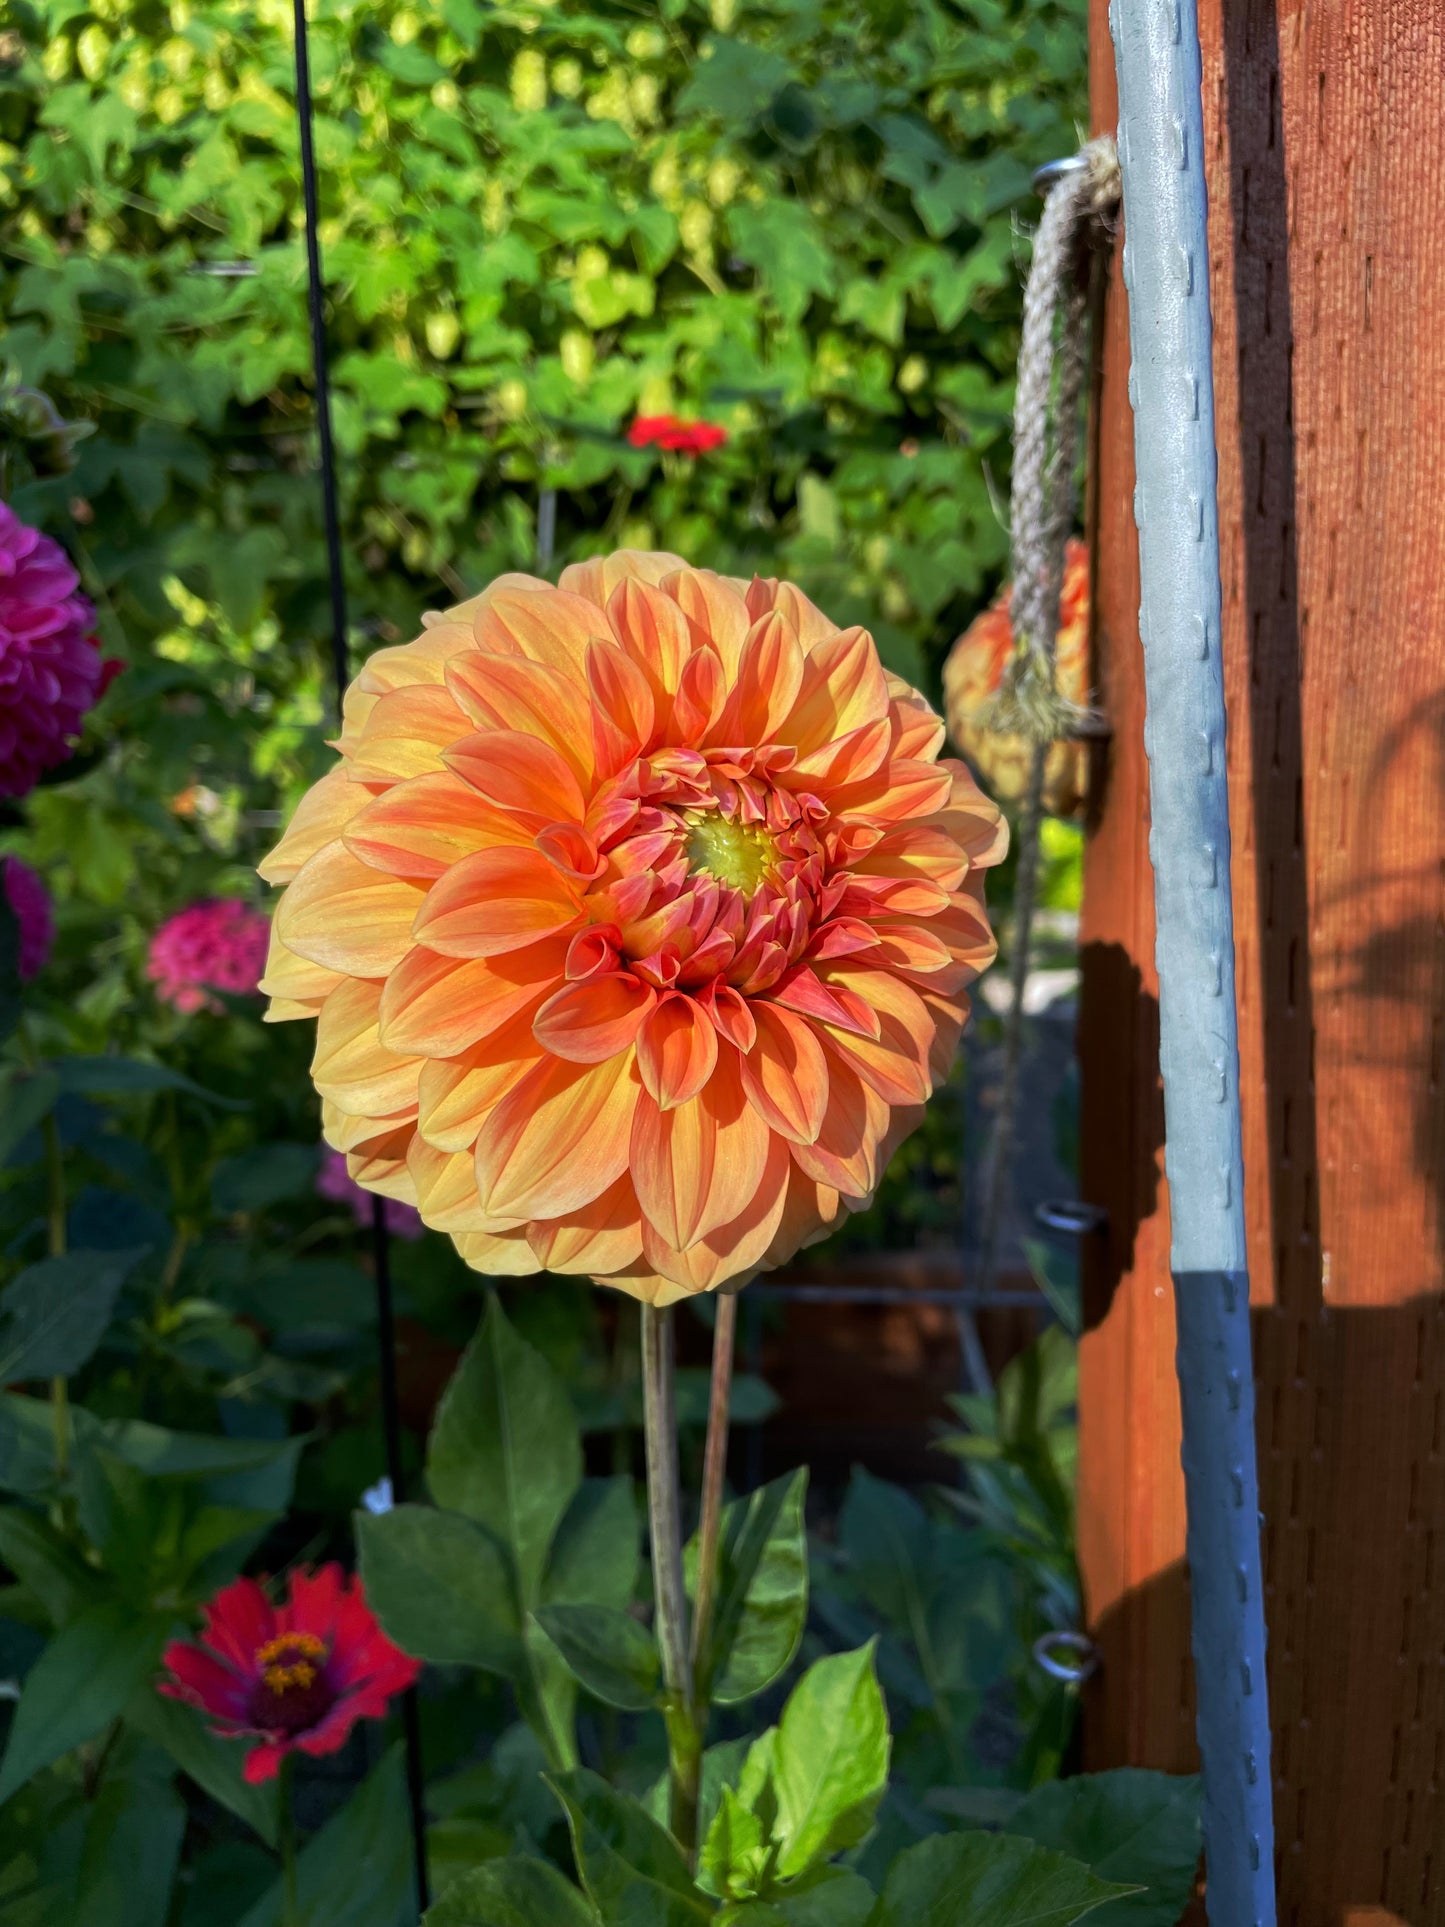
[260, 552, 1005, 1304]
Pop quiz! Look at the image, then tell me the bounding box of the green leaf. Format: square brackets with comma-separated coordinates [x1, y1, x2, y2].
[532, 1604, 660, 1711]
[864, 1832, 1138, 1927]
[550, 1770, 715, 1927]
[0, 1071, 60, 1166]
[698, 1786, 768, 1902]
[96, 1419, 303, 1513]
[239, 1747, 415, 1927]
[686, 1468, 807, 1706]
[53, 1057, 245, 1108]
[125, 1686, 280, 1847]
[0, 1604, 169, 1804]
[543, 1477, 639, 1611]
[73, 1764, 186, 1927]
[516, 1615, 580, 1775]
[771, 1643, 889, 1879]
[211, 1144, 319, 1214]
[0, 1505, 100, 1624]
[0, 1248, 145, 1382]
[423, 1855, 598, 1926]
[728, 205, 836, 323]
[747, 1870, 875, 1926]
[428, 1299, 582, 1608]
[1007, 1771, 1202, 1925]
[356, 1503, 521, 1673]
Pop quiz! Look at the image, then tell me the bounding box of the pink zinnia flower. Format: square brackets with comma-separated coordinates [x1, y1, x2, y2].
[159, 1565, 421, 1785]
[2, 856, 52, 979]
[147, 898, 271, 1014]
[316, 1148, 425, 1239]
[0, 504, 116, 798]
[627, 414, 729, 456]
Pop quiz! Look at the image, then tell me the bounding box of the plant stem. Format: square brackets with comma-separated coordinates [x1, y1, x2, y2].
[41, 1104, 68, 1483]
[689, 1290, 738, 1684]
[279, 1754, 300, 1927]
[640, 1302, 699, 1857]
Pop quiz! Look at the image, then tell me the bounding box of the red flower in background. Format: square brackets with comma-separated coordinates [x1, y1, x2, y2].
[160, 1565, 419, 1785]
[627, 414, 729, 456]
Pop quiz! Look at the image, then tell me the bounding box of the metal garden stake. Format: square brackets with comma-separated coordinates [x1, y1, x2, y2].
[1109, 0, 1277, 1918]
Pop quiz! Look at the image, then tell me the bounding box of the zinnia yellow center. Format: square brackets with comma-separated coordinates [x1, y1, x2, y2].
[683, 812, 778, 896]
[256, 1631, 326, 1696]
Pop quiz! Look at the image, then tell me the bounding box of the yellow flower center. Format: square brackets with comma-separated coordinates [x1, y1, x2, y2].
[256, 1631, 327, 1696]
[683, 812, 778, 896]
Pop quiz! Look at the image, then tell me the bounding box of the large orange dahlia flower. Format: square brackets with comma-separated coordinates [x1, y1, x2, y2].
[259, 552, 1005, 1305]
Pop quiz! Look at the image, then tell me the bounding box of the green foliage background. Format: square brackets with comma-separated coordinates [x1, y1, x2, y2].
[1, 0, 1083, 1034]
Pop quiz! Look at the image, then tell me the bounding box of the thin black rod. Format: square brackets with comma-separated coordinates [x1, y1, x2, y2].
[291, 1, 429, 1910]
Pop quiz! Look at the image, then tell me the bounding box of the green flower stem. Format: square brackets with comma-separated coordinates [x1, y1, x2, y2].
[279, 1754, 300, 1927]
[640, 1302, 699, 1857]
[689, 1289, 739, 1685]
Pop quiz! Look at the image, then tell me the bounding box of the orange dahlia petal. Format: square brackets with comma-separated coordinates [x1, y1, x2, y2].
[474, 586, 613, 677]
[410, 848, 584, 959]
[713, 613, 804, 747]
[826, 759, 955, 826]
[312, 980, 423, 1119]
[445, 653, 595, 784]
[258, 921, 342, 1016]
[278, 847, 427, 977]
[787, 1055, 890, 1198]
[532, 972, 655, 1064]
[475, 1050, 642, 1220]
[783, 626, 891, 755]
[259, 770, 376, 885]
[408, 1138, 515, 1233]
[378, 940, 562, 1058]
[631, 1048, 770, 1250]
[745, 578, 838, 650]
[587, 639, 657, 780]
[344, 773, 530, 880]
[452, 1227, 544, 1276]
[608, 578, 693, 705]
[524, 1173, 645, 1275]
[815, 966, 936, 1108]
[345, 684, 471, 784]
[661, 568, 750, 679]
[636, 991, 719, 1110]
[762, 1162, 845, 1268]
[738, 1001, 829, 1145]
[558, 549, 688, 608]
[443, 728, 589, 830]
[323, 1098, 417, 1153]
[639, 1130, 790, 1292]
[415, 1012, 545, 1153]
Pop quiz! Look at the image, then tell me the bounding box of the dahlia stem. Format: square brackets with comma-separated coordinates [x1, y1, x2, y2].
[279, 1754, 300, 1927]
[689, 1291, 738, 1687]
[639, 1303, 699, 1856]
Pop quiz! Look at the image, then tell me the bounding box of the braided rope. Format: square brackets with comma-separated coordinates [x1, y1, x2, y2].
[973, 139, 1119, 1310]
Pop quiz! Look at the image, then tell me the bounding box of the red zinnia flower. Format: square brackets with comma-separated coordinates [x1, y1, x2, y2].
[159, 1565, 420, 1784]
[627, 414, 729, 456]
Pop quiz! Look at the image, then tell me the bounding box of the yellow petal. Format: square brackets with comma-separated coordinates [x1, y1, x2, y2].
[278, 845, 428, 977]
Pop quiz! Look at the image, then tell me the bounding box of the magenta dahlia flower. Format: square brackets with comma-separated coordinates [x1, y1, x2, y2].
[147, 898, 271, 1014]
[316, 1148, 425, 1239]
[0, 504, 115, 798]
[2, 856, 52, 979]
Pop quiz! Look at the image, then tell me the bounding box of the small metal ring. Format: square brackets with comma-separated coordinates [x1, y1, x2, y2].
[1032, 154, 1089, 195]
[1033, 1630, 1100, 1684]
[1035, 1199, 1109, 1237]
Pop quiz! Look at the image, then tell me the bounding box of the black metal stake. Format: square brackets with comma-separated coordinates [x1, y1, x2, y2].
[291, 1, 429, 1910]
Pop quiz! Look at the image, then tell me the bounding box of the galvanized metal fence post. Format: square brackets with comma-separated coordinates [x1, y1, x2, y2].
[1108, 1, 1277, 1919]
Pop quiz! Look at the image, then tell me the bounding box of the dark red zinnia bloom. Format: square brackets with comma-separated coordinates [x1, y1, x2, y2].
[159, 1565, 420, 1784]
[627, 413, 728, 456]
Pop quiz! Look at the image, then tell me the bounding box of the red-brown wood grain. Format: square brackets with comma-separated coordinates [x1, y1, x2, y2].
[1081, 2, 1445, 1919]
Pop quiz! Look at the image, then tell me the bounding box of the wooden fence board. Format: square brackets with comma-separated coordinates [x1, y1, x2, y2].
[1081, 2, 1445, 1918]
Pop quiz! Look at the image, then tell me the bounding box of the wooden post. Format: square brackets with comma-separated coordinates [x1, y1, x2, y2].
[1081, 2, 1445, 1919]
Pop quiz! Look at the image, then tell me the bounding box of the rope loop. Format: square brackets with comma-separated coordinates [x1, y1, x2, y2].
[983, 136, 1120, 749]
